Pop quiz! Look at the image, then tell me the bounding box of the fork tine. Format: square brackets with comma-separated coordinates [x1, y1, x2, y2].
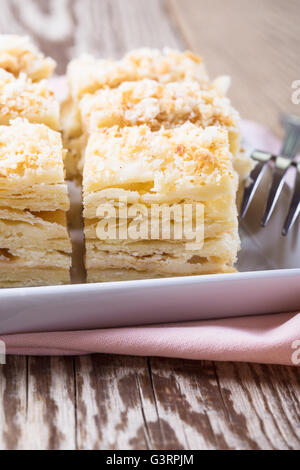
[261, 159, 291, 227]
[282, 163, 300, 236]
[240, 163, 265, 218]
[240, 151, 271, 219]
[280, 126, 300, 156]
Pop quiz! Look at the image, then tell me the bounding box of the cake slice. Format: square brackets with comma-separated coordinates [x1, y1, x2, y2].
[77, 79, 243, 173]
[62, 48, 209, 178]
[0, 118, 69, 210]
[0, 119, 71, 287]
[80, 79, 240, 146]
[67, 48, 208, 103]
[0, 69, 60, 130]
[0, 35, 56, 81]
[62, 49, 254, 182]
[83, 123, 240, 282]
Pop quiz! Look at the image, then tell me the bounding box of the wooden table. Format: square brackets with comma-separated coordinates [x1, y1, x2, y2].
[0, 0, 299, 450]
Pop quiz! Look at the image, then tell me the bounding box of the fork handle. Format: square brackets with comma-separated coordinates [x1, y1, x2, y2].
[280, 114, 300, 158]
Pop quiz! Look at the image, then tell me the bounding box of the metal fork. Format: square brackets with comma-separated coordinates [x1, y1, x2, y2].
[241, 114, 300, 235]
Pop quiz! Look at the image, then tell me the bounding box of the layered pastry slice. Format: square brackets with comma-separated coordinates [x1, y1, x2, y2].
[62, 48, 253, 182]
[83, 123, 240, 282]
[77, 78, 253, 179]
[0, 69, 60, 130]
[62, 48, 209, 178]
[0, 35, 56, 81]
[67, 48, 208, 105]
[0, 119, 71, 287]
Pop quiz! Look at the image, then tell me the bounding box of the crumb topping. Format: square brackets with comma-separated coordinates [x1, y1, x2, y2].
[84, 123, 235, 193]
[0, 119, 64, 181]
[0, 69, 59, 124]
[67, 48, 208, 100]
[80, 79, 240, 134]
[0, 35, 56, 81]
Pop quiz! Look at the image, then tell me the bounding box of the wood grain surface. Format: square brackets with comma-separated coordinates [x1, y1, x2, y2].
[169, 0, 300, 136]
[0, 356, 300, 450]
[0, 0, 299, 450]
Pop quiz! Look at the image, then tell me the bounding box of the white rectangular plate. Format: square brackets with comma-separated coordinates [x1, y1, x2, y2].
[0, 168, 299, 335]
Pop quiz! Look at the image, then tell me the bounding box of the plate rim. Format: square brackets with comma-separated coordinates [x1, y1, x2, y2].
[1, 267, 300, 297]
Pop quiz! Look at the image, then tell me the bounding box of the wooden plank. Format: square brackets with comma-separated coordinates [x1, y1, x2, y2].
[0, 357, 27, 450]
[24, 357, 76, 450]
[213, 362, 300, 449]
[0, 357, 76, 450]
[148, 358, 263, 450]
[168, 0, 300, 136]
[0, 0, 182, 72]
[74, 354, 188, 450]
[0, 356, 299, 450]
[75, 355, 153, 450]
[73, 356, 300, 450]
[148, 358, 300, 450]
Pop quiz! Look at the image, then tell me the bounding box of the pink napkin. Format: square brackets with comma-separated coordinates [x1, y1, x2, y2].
[1, 313, 300, 365]
[1, 78, 299, 365]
